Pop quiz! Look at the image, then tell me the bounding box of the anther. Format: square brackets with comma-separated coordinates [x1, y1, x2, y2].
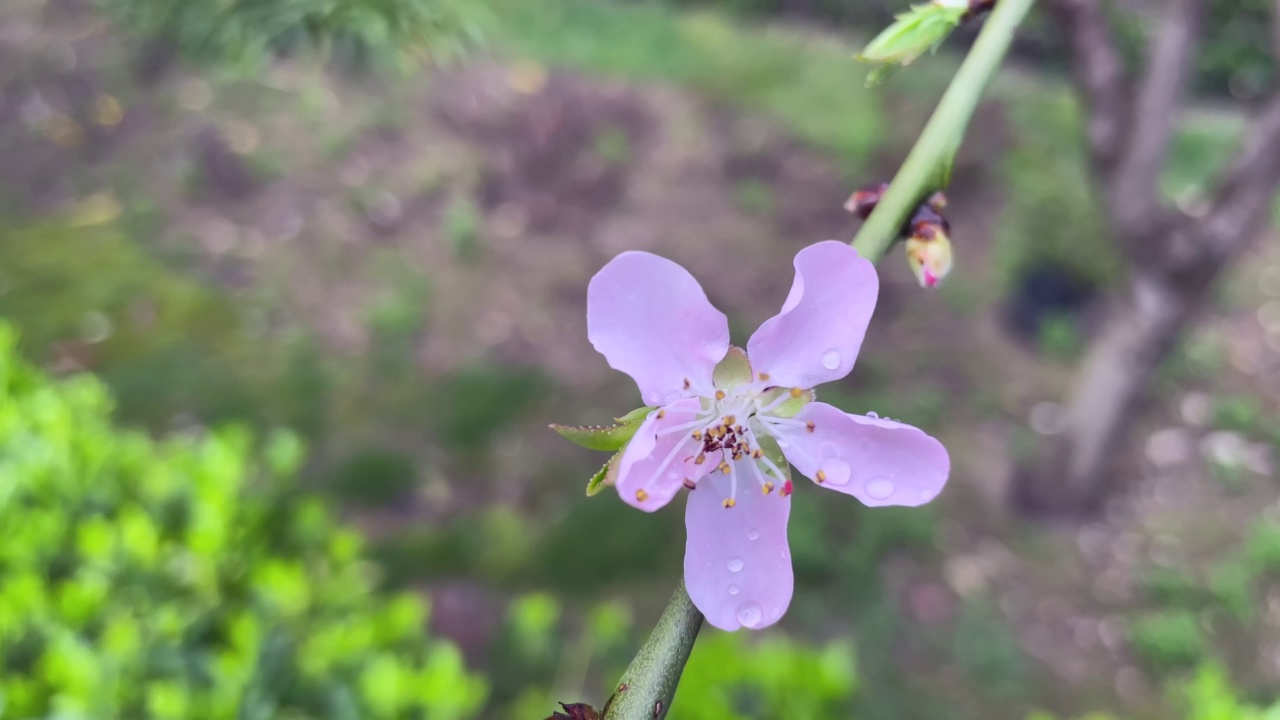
[715, 390, 726, 400]
[805, 420, 816, 433]
[734, 425, 744, 434]
[759, 372, 770, 382]
[694, 454, 706, 465]
[816, 469, 827, 483]
[657, 409, 666, 419]
[683, 378, 691, 390]
[790, 387, 804, 398]
[636, 489, 650, 502]
[722, 497, 736, 509]
[719, 463, 732, 475]
[781, 480, 794, 496]
[683, 478, 697, 490]
[762, 481, 774, 495]
[723, 415, 736, 426]
[751, 448, 763, 459]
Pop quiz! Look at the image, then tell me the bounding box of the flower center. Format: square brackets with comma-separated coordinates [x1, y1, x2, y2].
[642, 383, 812, 508]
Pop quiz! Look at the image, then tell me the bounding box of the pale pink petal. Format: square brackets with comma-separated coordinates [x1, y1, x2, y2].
[772, 401, 949, 508]
[616, 398, 713, 512]
[588, 252, 730, 405]
[746, 241, 878, 390]
[684, 464, 793, 631]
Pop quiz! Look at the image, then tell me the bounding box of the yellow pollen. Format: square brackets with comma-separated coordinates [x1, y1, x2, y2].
[762, 481, 775, 495]
[733, 452, 743, 461]
[806, 420, 816, 433]
[790, 387, 804, 398]
[722, 497, 736, 509]
[692, 430, 702, 440]
[816, 470, 827, 483]
[752, 449, 763, 459]
[657, 409, 666, 419]
[715, 390, 726, 400]
[759, 372, 770, 382]
[636, 489, 650, 501]
[723, 415, 736, 426]
[694, 454, 706, 465]
[719, 463, 731, 475]
[734, 425, 744, 434]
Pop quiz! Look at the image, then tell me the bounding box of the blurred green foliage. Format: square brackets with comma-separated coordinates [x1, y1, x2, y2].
[663, 0, 1276, 100]
[97, 0, 488, 74]
[1129, 610, 1207, 673]
[1029, 663, 1280, 719]
[0, 322, 487, 719]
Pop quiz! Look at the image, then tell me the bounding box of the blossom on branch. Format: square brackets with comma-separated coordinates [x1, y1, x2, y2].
[565, 241, 949, 631]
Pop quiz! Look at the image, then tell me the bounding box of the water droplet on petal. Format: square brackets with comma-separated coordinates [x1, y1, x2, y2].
[866, 411, 879, 419]
[727, 557, 744, 573]
[747, 528, 760, 541]
[820, 459, 851, 486]
[736, 602, 763, 628]
[728, 584, 740, 596]
[866, 477, 895, 500]
[821, 350, 841, 370]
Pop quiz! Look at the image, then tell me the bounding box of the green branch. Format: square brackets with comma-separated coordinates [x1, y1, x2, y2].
[600, 580, 702, 720]
[852, 0, 1038, 262]
[596, 3, 1037, 718]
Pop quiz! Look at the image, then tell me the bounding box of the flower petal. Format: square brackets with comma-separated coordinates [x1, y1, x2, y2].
[616, 398, 712, 512]
[746, 241, 878, 389]
[588, 252, 730, 405]
[773, 401, 949, 507]
[684, 464, 793, 631]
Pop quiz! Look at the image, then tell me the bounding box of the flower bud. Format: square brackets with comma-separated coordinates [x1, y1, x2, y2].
[904, 227, 953, 288]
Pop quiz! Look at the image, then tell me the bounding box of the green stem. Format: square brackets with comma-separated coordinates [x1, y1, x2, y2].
[600, 3, 1037, 717]
[852, 0, 1038, 262]
[600, 580, 702, 720]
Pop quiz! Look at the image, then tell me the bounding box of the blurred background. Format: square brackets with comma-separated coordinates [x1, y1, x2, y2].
[3, 0, 1280, 718]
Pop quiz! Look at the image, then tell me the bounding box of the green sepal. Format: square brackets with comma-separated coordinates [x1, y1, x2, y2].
[551, 420, 645, 452]
[551, 406, 654, 452]
[755, 434, 792, 484]
[613, 406, 656, 424]
[713, 346, 753, 389]
[756, 387, 815, 419]
[586, 451, 623, 497]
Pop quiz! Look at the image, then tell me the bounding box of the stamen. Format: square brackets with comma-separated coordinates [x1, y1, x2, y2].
[816, 469, 827, 483]
[636, 489, 649, 502]
[683, 478, 697, 490]
[692, 429, 702, 440]
[806, 420, 816, 433]
[719, 462, 731, 475]
[780, 480, 794, 496]
[723, 415, 736, 426]
[759, 372, 770, 382]
[683, 378, 691, 390]
[751, 448, 763, 459]
[722, 497, 736, 508]
[694, 454, 706, 465]
[789, 387, 804, 398]
[715, 390, 726, 401]
[762, 481, 774, 495]
[657, 409, 666, 419]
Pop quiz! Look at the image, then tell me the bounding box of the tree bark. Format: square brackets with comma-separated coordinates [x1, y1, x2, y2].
[1013, 273, 1201, 515]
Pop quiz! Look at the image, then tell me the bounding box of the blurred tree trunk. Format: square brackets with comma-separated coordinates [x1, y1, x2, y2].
[1014, 0, 1280, 515]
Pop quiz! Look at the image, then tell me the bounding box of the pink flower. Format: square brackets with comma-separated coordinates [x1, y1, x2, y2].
[587, 241, 950, 631]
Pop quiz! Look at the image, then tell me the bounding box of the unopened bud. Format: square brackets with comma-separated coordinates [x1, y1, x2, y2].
[905, 229, 953, 288]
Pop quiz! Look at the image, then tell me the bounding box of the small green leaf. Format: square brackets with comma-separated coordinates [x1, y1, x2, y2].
[713, 346, 753, 389]
[586, 452, 623, 497]
[613, 406, 656, 424]
[857, 2, 966, 85]
[550, 409, 651, 452]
